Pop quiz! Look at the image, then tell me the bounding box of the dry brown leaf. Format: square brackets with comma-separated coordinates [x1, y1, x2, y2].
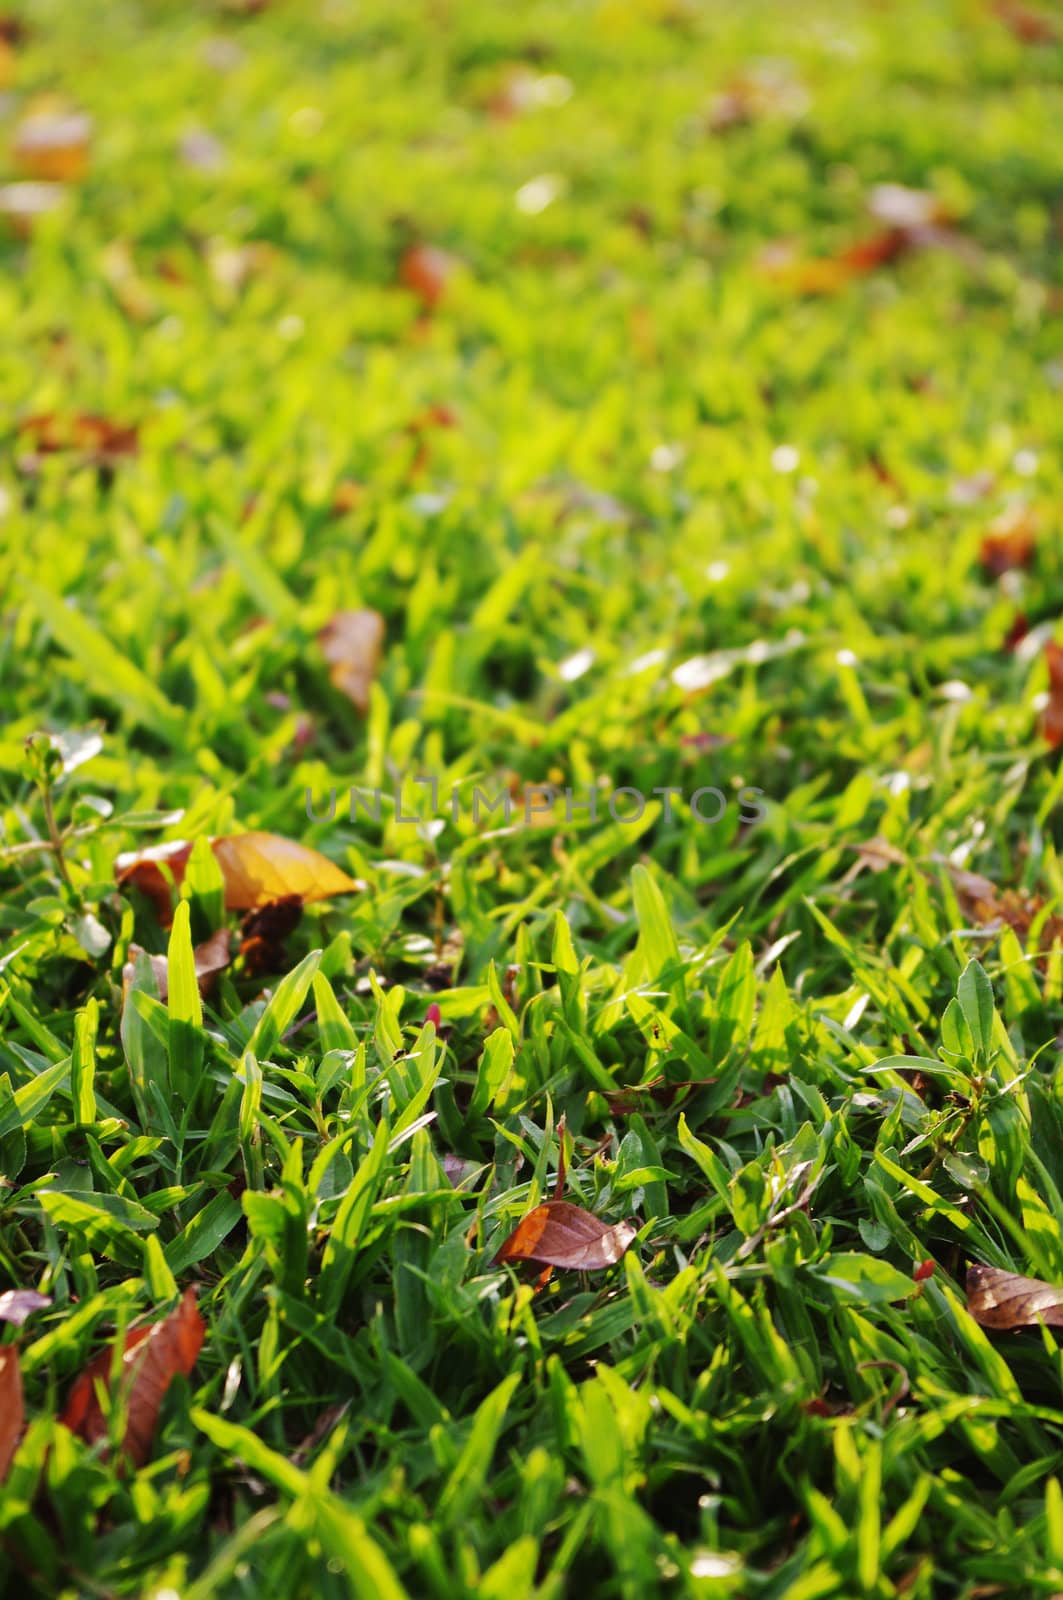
[238, 893, 303, 975]
[61, 1288, 204, 1467]
[942, 857, 1063, 968]
[14, 103, 92, 183]
[116, 832, 362, 924]
[398, 243, 455, 310]
[992, 1, 1057, 43]
[967, 1264, 1063, 1329]
[0, 1346, 24, 1482]
[318, 609, 385, 713]
[17, 411, 139, 464]
[980, 506, 1037, 577]
[763, 185, 958, 297]
[706, 64, 807, 131]
[493, 1200, 636, 1270]
[122, 925, 232, 1003]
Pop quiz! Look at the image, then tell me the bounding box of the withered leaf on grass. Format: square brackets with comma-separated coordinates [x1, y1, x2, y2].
[238, 893, 303, 975]
[14, 103, 92, 183]
[61, 1288, 204, 1467]
[116, 832, 363, 924]
[0, 1289, 51, 1327]
[763, 185, 959, 297]
[18, 412, 139, 464]
[992, 1, 1057, 44]
[318, 608, 385, 713]
[942, 857, 1063, 955]
[967, 1264, 1063, 1329]
[398, 243, 456, 310]
[980, 506, 1037, 577]
[122, 925, 232, 1002]
[493, 1201, 636, 1270]
[706, 64, 807, 131]
[0, 1346, 24, 1482]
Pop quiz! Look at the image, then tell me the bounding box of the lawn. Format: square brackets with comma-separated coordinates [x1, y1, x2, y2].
[1, 0, 1063, 1595]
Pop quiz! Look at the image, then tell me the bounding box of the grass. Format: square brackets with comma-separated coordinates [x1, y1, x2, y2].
[1, 0, 1063, 1594]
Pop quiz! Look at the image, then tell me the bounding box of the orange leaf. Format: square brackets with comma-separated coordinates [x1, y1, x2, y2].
[318, 609, 385, 713]
[13, 104, 92, 183]
[493, 1200, 636, 1270]
[61, 1288, 205, 1468]
[116, 832, 363, 924]
[212, 833, 362, 909]
[967, 1264, 1063, 1329]
[0, 1345, 24, 1482]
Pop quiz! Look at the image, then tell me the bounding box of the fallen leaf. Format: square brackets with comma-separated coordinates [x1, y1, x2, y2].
[238, 893, 303, 975]
[967, 1264, 1063, 1329]
[764, 185, 959, 296]
[992, 1, 1057, 43]
[330, 478, 364, 515]
[0, 1289, 52, 1327]
[706, 63, 808, 131]
[493, 1200, 636, 1270]
[1042, 641, 1063, 750]
[318, 609, 385, 713]
[980, 505, 1037, 577]
[17, 412, 139, 464]
[14, 103, 92, 183]
[941, 858, 1063, 959]
[117, 833, 363, 923]
[398, 243, 455, 310]
[0, 1346, 23, 1482]
[404, 403, 458, 477]
[61, 1287, 205, 1467]
[122, 925, 232, 1002]
[116, 838, 195, 921]
[0, 180, 64, 231]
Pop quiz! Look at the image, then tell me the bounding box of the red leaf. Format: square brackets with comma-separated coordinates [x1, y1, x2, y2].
[61, 1288, 205, 1467]
[967, 1263, 1063, 1329]
[493, 1200, 636, 1270]
[0, 1346, 24, 1482]
[1041, 642, 1063, 749]
[1002, 612, 1029, 653]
